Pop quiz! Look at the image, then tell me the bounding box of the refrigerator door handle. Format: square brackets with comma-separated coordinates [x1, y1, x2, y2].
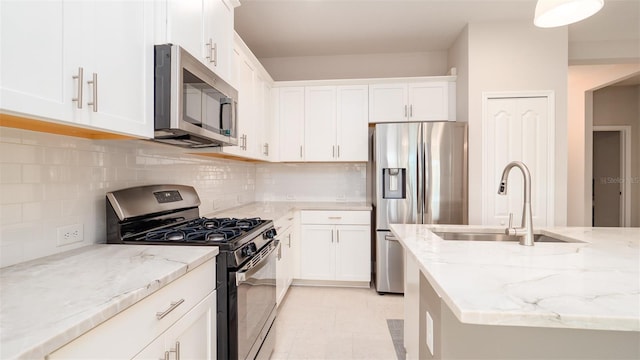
[416, 123, 424, 223]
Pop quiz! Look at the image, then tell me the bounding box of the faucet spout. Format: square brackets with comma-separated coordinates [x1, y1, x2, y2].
[497, 161, 534, 246]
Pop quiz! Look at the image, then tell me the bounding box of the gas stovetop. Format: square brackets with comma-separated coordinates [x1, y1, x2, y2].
[105, 185, 276, 256]
[140, 216, 272, 248]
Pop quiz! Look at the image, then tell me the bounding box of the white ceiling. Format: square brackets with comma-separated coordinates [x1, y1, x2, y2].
[234, 0, 640, 59]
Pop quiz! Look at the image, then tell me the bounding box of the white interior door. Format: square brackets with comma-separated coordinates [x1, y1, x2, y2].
[482, 94, 553, 227]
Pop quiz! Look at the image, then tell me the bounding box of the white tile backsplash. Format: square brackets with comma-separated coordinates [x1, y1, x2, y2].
[0, 127, 257, 268]
[255, 162, 367, 202]
[0, 127, 369, 268]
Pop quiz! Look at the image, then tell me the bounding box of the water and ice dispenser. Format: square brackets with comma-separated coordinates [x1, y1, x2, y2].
[382, 168, 406, 199]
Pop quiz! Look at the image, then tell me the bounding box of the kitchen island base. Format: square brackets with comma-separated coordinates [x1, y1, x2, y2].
[413, 271, 640, 360]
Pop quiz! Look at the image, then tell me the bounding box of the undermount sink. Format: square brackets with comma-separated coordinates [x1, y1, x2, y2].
[432, 232, 581, 243]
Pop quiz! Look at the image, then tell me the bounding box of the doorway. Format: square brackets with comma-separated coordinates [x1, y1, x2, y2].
[592, 126, 631, 227]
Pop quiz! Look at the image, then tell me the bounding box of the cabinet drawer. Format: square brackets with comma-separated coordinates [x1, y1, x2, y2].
[274, 211, 295, 234]
[301, 210, 370, 225]
[48, 259, 215, 359]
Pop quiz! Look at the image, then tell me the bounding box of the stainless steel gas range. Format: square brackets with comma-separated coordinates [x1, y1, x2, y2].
[106, 184, 277, 360]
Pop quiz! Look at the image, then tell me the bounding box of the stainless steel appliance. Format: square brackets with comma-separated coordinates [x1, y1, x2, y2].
[106, 185, 277, 360]
[373, 122, 467, 293]
[154, 44, 238, 148]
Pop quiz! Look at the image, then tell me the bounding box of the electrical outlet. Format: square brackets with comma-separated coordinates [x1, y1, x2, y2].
[57, 224, 84, 247]
[426, 311, 434, 355]
[285, 194, 296, 200]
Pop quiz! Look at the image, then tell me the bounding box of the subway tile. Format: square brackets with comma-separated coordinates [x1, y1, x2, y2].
[0, 204, 22, 225]
[0, 163, 22, 183]
[0, 143, 44, 164]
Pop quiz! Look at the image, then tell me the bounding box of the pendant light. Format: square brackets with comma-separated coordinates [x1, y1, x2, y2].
[534, 0, 604, 28]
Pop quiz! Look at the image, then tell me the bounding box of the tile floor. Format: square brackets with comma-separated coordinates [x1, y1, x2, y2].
[272, 285, 404, 360]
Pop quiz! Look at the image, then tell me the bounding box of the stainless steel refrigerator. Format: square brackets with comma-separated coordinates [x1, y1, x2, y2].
[373, 122, 467, 293]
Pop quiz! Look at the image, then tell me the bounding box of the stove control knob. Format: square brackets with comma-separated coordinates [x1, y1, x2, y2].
[264, 228, 277, 239]
[242, 243, 257, 257]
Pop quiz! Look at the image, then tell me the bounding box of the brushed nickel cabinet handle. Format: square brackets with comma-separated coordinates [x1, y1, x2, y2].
[332, 145, 335, 158]
[164, 341, 180, 360]
[299, 145, 303, 159]
[156, 298, 185, 320]
[72, 67, 83, 109]
[87, 73, 98, 112]
[328, 216, 342, 220]
[337, 229, 340, 243]
[410, 104, 413, 117]
[337, 145, 340, 158]
[331, 230, 334, 243]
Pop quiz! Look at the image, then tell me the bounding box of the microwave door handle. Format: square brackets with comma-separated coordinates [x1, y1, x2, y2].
[219, 99, 232, 135]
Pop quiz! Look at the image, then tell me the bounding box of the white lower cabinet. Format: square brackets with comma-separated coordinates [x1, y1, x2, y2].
[275, 212, 296, 305]
[47, 259, 216, 359]
[299, 211, 371, 283]
[134, 291, 216, 360]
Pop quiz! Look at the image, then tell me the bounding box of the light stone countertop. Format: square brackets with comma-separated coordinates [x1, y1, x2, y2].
[390, 224, 640, 332]
[0, 244, 218, 360]
[207, 201, 372, 222]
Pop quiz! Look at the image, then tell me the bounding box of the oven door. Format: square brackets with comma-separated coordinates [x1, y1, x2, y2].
[235, 241, 277, 360]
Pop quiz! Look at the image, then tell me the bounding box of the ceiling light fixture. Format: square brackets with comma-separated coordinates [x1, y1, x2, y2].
[534, 0, 604, 28]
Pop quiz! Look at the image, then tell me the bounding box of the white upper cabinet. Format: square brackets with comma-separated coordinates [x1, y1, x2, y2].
[278, 87, 305, 162]
[1, 0, 154, 138]
[161, 0, 235, 82]
[1, 1, 71, 122]
[336, 85, 369, 162]
[304, 86, 337, 161]
[280, 84, 368, 162]
[216, 35, 274, 161]
[369, 80, 455, 123]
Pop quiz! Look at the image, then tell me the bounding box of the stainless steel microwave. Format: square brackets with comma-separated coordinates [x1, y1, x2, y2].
[154, 44, 238, 148]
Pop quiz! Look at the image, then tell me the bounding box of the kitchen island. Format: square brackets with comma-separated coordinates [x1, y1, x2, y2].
[390, 224, 640, 359]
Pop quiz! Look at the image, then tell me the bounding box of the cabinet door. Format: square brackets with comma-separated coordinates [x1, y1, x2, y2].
[304, 86, 337, 161]
[0, 1, 73, 121]
[335, 225, 371, 282]
[164, 291, 216, 360]
[368, 83, 407, 123]
[278, 87, 305, 161]
[276, 230, 292, 306]
[86, 0, 153, 138]
[336, 85, 368, 162]
[135, 291, 216, 360]
[223, 49, 255, 157]
[300, 225, 335, 280]
[165, 0, 204, 62]
[408, 82, 448, 121]
[204, 0, 233, 81]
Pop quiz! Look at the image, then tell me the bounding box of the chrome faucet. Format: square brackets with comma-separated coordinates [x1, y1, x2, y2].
[497, 161, 535, 246]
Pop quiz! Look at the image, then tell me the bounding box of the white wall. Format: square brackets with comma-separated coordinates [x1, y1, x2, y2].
[255, 162, 366, 202]
[0, 128, 257, 268]
[447, 26, 469, 123]
[451, 21, 568, 226]
[260, 51, 449, 81]
[567, 64, 640, 226]
[592, 85, 640, 226]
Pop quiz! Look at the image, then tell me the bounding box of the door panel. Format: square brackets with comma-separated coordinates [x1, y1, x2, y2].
[375, 123, 419, 229]
[483, 96, 550, 227]
[299, 225, 334, 280]
[335, 225, 370, 282]
[422, 122, 467, 225]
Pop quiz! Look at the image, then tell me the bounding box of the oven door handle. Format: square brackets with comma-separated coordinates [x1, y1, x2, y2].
[236, 240, 279, 286]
